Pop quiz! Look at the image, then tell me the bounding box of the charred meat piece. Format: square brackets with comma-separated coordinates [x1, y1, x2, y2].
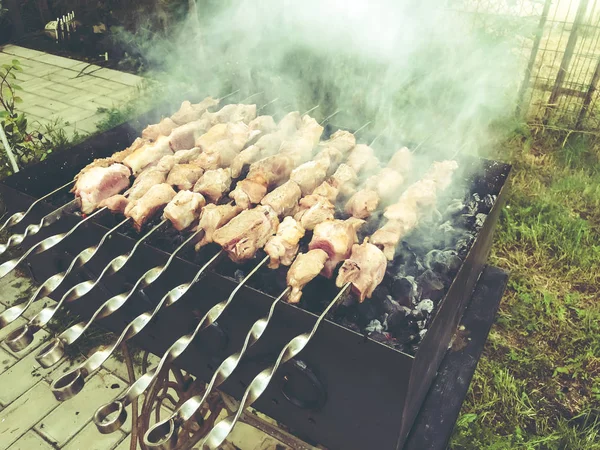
[261, 180, 302, 217]
[386, 147, 412, 174]
[229, 180, 268, 209]
[126, 184, 177, 231]
[193, 168, 232, 203]
[163, 190, 206, 231]
[166, 164, 204, 190]
[142, 118, 178, 141]
[213, 205, 279, 263]
[123, 135, 173, 175]
[312, 181, 339, 203]
[318, 130, 356, 154]
[98, 194, 129, 214]
[364, 167, 404, 202]
[290, 159, 330, 196]
[346, 144, 380, 175]
[73, 163, 131, 214]
[330, 164, 358, 198]
[293, 194, 335, 230]
[336, 241, 387, 302]
[194, 203, 243, 250]
[170, 97, 219, 125]
[344, 189, 380, 219]
[308, 218, 365, 278]
[286, 249, 329, 304]
[264, 217, 305, 269]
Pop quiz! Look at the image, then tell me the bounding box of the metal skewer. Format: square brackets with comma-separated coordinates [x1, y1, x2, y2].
[35, 226, 207, 368]
[143, 286, 291, 448]
[0, 217, 130, 329]
[0, 180, 74, 234]
[0, 198, 79, 257]
[50, 249, 227, 401]
[93, 255, 269, 434]
[3, 219, 167, 353]
[320, 109, 340, 125]
[0, 205, 106, 280]
[197, 282, 352, 450]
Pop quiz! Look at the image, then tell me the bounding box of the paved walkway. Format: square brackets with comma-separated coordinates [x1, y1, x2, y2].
[0, 45, 142, 137]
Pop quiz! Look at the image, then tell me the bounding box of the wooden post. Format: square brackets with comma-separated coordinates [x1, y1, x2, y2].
[516, 0, 552, 118]
[543, 0, 590, 123]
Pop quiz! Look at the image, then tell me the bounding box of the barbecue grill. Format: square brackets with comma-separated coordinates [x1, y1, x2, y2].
[0, 96, 511, 450]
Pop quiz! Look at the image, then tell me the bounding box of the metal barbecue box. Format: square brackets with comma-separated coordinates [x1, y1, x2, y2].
[0, 101, 510, 450]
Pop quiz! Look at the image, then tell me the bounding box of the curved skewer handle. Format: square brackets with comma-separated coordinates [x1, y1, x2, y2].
[0, 180, 74, 234]
[0, 217, 130, 329]
[51, 249, 226, 401]
[198, 283, 351, 450]
[93, 255, 269, 434]
[0, 199, 79, 257]
[142, 286, 290, 449]
[36, 228, 206, 368]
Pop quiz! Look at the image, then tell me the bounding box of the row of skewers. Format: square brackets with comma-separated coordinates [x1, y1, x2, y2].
[0, 94, 459, 449]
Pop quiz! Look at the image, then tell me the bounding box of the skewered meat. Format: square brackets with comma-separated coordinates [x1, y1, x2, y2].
[73, 163, 131, 214]
[142, 118, 178, 142]
[299, 115, 325, 145]
[111, 138, 148, 163]
[123, 135, 173, 175]
[249, 115, 277, 135]
[386, 147, 412, 174]
[277, 111, 302, 135]
[194, 203, 243, 250]
[290, 159, 330, 195]
[99, 194, 129, 214]
[314, 147, 343, 174]
[196, 123, 229, 150]
[287, 249, 329, 304]
[213, 205, 279, 263]
[381, 199, 419, 229]
[261, 180, 302, 217]
[127, 158, 174, 204]
[163, 190, 206, 231]
[170, 97, 219, 125]
[308, 218, 365, 278]
[173, 147, 202, 164]
[293, 194, 335, 230]
[370, 220, 408, 260]
[319, 130, 356, 154]
[344, 189, 380, 219]
[192, 152, 220, 171]
[346, 144, 380, 175]
[204, 104, 257, 126]
[169, 120, 209, 151]
[385, 180, 437, 218]
[312, 181, 339, 203]
[229, 180, 268, 209]
[264, 217, 305, 269]
[365, 167, 404, 202]
[330, 164, 358, 198]
[193, 168, 232, 203]
[166, 164, 204, 190]
[336, 241, 387, 302]
[126, 184, 177, 231]
[423, 160, 459, 191]
[230, 134, 284, 178]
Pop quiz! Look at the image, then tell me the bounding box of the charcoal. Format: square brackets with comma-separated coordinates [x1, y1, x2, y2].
[234, 269, 245, 283]
[482, 194, 496, 211]
[416, 320, 426, 330]
[390, 276, 419, 306]
[475, 213, 487, 229]
[415, 299, 434, 315]
[357, 300, 380, 326]
[423, 249, 462, 276]
[369, 331, 393, 345]
[339, 317, 361, 333]
[455, 233, 475, 258]
[444, 199, 466, 219]
[417, 269, 445, 301]
[365, 319, 384, 333]
[419, 329, 428, 339]
[386, 311, 419, 344]
[382, 295, 410, 316]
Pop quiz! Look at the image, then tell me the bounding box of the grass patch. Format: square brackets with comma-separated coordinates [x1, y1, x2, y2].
[450, 127, 600, 449]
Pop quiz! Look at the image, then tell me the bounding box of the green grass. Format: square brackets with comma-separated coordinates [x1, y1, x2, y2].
[450, 127, 600, 449]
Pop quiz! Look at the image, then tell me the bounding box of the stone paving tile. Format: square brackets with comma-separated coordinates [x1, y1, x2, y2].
[0, 347, 17, 375]
[0, 382, 60, 449]
[92, 68, 142, 87]
[62, 421, 126, 450]
[30, 54, 84, 70]
[1, 45, 46, 59]
[17, 104, 56, 119]
[35, 369, 128, 447]
[112, 436, 133, 450]
[72, 114, 106, 134]
[5, 430, 53, 450]
[50, 107, 99, 125]
[0, 273, 36, 308]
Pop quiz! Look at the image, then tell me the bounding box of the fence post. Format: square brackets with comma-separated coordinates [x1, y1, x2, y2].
[516, 0, 553, 118]
[544, 0, 590, 123]
[575, 55, 600, 128]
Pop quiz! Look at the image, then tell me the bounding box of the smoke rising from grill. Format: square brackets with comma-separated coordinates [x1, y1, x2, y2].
[120, 0, 524, 156]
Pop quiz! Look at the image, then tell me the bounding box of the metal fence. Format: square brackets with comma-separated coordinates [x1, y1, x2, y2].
[452, 0, 600, 133]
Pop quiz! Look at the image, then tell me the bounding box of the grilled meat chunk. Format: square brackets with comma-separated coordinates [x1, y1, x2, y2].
[229, 180, 268, 209]
[142, 118, 178, 141]
[290, 159, 329, 195]
[423, 160, 459, 191]
[213, 205, 279, 263]
[193, 168, 232, 203]
[277, 111, 303, 135]
[127, 158, 174, 203]
[170, 97, 219, 125]
[370, 220, 410, 260]
[312, 181, 339, 203]
[126, 184, 177, 231]
[314, 147, 343, 174]
[111, 138, 148, 163]
[319, 130, 356, 154]
[73, 163, 131, 214]
[166, 164, 204, 191]
[308, 218, 365, 278]
[123, 135, 173, 175]
[344, 189, 380, 219]
[195, 203, 243, 250]
[169, 119, 209, 151]
[346, 144, 380, 175]
[364, 167, 404, 202]
[330, 164, 358, 198]
[230, 133, 283, 178]
[293, 194, 335, 230]
[98, 194, 129, 214]
[336, 241, 387, 302]
[203, 104, 257, 126]
[386, 147, 412, 174]
[260, 180, 302, 217]
[173, 147, 202, 164]
[265, 217, 305, 269]
[249, 115, 277, 135]
[163, 190, 206, 231]
[287, 249, 329, 304]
